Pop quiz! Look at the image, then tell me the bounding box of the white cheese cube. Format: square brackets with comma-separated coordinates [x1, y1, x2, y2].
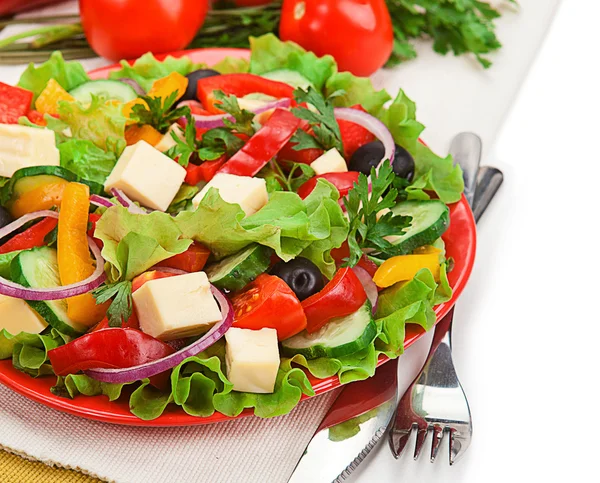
[154, 124, 184, 153]
[192, 173, 268, 216]
[0, 294, 47, 335]
[104, 140, 186, 211]
[310, 148, 348, 176]
[133, 272, 222, 341]
[0, 124, 60, 178]
[225, 327, 280, 394]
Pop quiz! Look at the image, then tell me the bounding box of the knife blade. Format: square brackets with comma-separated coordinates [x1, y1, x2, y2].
[287, 360, 398, 483]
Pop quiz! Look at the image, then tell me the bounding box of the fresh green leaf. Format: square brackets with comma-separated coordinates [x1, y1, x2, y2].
[289, 129, 324, 152]
[213, 91, 256, 137]
[94, 206, 192, 281]
[268, 159, 315, 193]
[17, 51, 89, 103]
[131, 93, 188, 134]
[108, 52, 195, 92]
[198, 128, 245, 161]
[212, 56, 250, 75]
[57, 94, 127, 156]
[0, 250, 21, 279]
[249, 34, 336, 91]
[167, 184, 199, 214]
[165, 110, 197, 167]
[92, 281, 133, 327]
[51, 374, 127, 401]
[58, 139, 117, 185]
[325, 72, 391, 118]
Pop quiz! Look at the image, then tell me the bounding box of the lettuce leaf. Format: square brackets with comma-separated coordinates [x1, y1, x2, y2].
[175, 179, 348, 278]
[94, 206, 192, 281]
[58, 139, 117, 185]
[108, 53, 196, 92]
[57, 95, 127, 156]
[17, 51, 89, 103]
[249, 34, 336, 91]
[0, 328, 70, 377]
[51, 374, 126, 401]
[167, 184, 199, 214]
[325, 72, 391, 117]
[212, 57, 249, 75]
[0, 250, 21, 279]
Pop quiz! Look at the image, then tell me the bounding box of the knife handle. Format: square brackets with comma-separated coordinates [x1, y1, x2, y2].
[317, 358, 398, 432]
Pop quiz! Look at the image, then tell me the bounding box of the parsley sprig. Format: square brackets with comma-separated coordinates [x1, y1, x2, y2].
[92, 281, 133, 328]
[290, 87, 344, 155]
[344, 161, 413, 267]
[269, 160, 316, 193]
[166, 91, 254, 167]
[131, 92, 188, 134]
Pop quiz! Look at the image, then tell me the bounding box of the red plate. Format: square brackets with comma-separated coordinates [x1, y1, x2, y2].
[0, 49, 476, 426]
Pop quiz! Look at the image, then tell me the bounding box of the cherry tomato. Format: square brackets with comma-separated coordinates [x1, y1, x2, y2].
[79, 0, 209, 60]
[280, 0, 394, 76]
[156, 242, 210, 273]
[297, 172, 360, 200]
[231, 274, 307, 340]
[301, 267, 367, 333]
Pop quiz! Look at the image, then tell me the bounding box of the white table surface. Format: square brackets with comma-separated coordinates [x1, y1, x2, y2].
[2, 0, 598, 481]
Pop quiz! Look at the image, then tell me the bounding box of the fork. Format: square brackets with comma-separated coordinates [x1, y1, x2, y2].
[388, 134, 503, 464]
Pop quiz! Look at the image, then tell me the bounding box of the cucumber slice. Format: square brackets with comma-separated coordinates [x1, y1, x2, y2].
[206, 244, 272, 292]
[281, 301, 376, 359]
[388, 200, 450, 255]
[1, 166, 104, 205]
[262, 70, 314, 90]
[69, 80, 138, 104]
[10, 247, 87, 337]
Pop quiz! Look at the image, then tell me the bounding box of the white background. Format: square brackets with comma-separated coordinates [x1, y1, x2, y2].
[1, 0, 599, 482]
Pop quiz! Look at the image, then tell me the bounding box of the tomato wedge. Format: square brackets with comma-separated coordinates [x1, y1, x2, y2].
[301, 267, 367, 333]
[330, 241, 379, 278]
[156, 242, 210, 273]
[232, 274, 306, 340]
[338, 106, 376, 159]
[297, 172, 360, 200]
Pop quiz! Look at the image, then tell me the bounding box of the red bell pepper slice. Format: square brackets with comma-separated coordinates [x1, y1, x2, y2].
[25, 110, 47, 126]
[338, 105, 376, 159]
[232, 274, 307, 341]
[0, 217, 58, 255]
[330, 241, 379, 278]
[218, 109, 301, 177]
[48, 327, 175, 376]
[0, 82, 33, 124]
[301, 267, 367, 333]
[297, 172, 360, 200]
[196, 73, 295, 114]
[156, 242, 210, 273]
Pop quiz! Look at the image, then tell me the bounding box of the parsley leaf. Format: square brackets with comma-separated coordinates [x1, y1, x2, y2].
[131, 92, 188, 133]
[289, 128, 324, 151]
[344, 161, 412, 266]
[291, 87, 344, 155]
[213, 90, 256, 137]
[269, 160, 316, 193]
[165, 109, 196, 167]
[199, 128, 245, 161]
[92, 281, 133, 328]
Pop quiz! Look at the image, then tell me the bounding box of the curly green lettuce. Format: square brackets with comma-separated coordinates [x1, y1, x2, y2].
[58, 139, 117, 185]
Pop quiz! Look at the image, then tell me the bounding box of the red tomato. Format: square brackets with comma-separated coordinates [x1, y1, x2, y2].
[339, 106, 376, 158]
[79, 0, 209, 60]
[157, 242, 210, 273]
[330, 241, 378, 278]
[297, 172, 360, 200]
[277, 124, 324, 165]
[131, 270, 178, 293]
[231, 274, 307, 340]
[301, 267, 367, 333]
[280, 0, 394, 76]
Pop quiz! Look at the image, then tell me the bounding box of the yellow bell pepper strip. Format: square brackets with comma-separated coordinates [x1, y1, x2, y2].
[124, 124, 163, 146]
[148, 72, 188, 101]
[9, 178, 69, 218]
[122, 98, 146, 122]
[57, 182, 109, 325]
[373, 247, 442, 288]
[35, 79, 75, 116]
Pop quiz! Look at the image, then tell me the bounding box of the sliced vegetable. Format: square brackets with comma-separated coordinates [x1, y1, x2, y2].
[373, 249, 441, 288]
[35, 79, 75, 116]
[297, 172, 359, 200]
[10, 247, 88, 336]
[124, 124, 163, 146]
[232, 273, 306, 340]
[148, 72, 188, 101]
[58, 183, 109, 326]
[0, 217, 57, 255]
[352, 266, 379, 314]
[301, 267, 367, 334]
[218, 108, 301, 177]
[0, 82, 33, 124]
[196, 74, 295, 114]
[206, 244, 272, 292]
[281, 300, 376, 359]
[156, 242, 210, 273]
[69, 80, 138, 104]
[131, 270, 177, 293]
[338, 106, 376, 159]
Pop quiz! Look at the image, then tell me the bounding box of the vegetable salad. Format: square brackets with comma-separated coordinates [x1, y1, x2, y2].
[0, 34, 463, 421]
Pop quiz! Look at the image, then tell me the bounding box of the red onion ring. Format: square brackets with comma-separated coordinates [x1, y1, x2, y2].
[151, 267, 188, 275]
[90, 195, 114, 209]
[0, 210, 106, 300]
[111, 188, 149, 215]
[118, 78, 145, 95]
[352, 266, 379, 314]
[180, 97, 292, 130]
[84, 286, 233, 383]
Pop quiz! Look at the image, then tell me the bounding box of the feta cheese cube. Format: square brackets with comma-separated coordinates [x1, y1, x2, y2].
[154, 124, 184, 153]
[225, 327, 280, 394]
[0, 294, 47, 335]
[192, 173, 268, 216]
[0, 124, 59, 178]
[104, 140, 186, 211]
[133, 272, 222, 341]
[310, 148, 348, 176]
